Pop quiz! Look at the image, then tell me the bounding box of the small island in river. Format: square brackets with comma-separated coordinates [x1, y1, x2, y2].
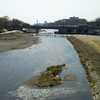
[23, 64, 77, 87]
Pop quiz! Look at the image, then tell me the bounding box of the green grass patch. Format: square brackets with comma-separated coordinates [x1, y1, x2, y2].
[38, 73, 52, 81]
[46, 66, 61, 71]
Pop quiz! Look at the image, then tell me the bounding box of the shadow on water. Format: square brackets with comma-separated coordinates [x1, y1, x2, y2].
[0, 29, 92, 100]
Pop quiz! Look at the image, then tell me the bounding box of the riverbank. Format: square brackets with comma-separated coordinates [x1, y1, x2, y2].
[0, 32, 40, 52]
[67, 35, 100, 100]
[74, 35, 100, 53]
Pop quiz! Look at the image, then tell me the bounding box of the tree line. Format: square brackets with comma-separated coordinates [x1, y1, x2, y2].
[0, 16, 30, 32]
[86, 18, 100, 27]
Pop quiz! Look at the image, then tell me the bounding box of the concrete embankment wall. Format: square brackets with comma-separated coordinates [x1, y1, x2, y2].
[67, 36, 100, 100]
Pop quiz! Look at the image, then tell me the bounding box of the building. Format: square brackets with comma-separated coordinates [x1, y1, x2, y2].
[44, 21, 48, 24]
[55, 16, 86, 25]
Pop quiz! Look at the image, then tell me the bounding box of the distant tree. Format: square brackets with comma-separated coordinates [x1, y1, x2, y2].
[95, 18, 100, 26]
[95, 18, 100, 22]
[0, 16, 30, 31]
[11, 18, 30, 29]
[11, 19, 21, 27]
[0, 16, 9, 28]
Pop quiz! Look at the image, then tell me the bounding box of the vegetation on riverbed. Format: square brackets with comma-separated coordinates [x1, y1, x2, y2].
[23, 64, 77, 87]
[23, 64, 65, 87]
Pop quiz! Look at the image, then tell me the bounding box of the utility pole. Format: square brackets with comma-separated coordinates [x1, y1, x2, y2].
[36, 19, 38, 25]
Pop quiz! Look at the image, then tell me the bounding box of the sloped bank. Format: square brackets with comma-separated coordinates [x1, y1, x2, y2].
[67, 36, 100, 100]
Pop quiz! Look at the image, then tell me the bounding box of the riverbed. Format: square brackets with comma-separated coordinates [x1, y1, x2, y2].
[0, 30, 92, 100]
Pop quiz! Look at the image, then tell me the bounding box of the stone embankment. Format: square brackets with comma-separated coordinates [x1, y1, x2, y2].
[67, 36, 100, 100]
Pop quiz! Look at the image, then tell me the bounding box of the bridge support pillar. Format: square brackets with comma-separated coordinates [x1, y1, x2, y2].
[36, 29, 39, 33]
[59, 29, 67, 34]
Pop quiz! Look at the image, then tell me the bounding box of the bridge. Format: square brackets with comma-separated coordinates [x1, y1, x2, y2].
[14, 25, 100, 34]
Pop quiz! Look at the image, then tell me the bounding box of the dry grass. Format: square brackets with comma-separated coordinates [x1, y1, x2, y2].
[92, 40, 100, 46]
[74, 35, 100, 53]
[0, 33, 23, 40]
[92, 40, 100, 53]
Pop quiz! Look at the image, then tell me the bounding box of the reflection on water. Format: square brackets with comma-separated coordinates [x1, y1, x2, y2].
[9, 85, 89, 100]
[0, 30, 92, 100]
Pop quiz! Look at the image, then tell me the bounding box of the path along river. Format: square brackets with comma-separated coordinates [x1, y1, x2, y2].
[0, 29, 92, 100]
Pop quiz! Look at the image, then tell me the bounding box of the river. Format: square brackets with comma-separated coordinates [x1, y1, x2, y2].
[0, 29, 92, 100]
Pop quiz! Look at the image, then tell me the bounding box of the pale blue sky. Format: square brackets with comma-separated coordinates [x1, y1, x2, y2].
[0, 0, 100, 24]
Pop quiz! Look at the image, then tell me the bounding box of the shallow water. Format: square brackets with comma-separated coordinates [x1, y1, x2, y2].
[0, 30, 92, 100]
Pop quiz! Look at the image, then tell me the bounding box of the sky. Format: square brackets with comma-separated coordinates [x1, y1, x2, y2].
[0, 0, 100, 24]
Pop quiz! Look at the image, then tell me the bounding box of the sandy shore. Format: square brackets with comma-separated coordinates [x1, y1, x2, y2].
[0, 32, 40, 52]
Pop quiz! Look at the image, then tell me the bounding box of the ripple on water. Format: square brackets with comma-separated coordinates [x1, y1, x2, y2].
[9, 85, 87, 100]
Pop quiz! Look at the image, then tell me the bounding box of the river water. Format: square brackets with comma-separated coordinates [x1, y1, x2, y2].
[0, 29, 92, 100]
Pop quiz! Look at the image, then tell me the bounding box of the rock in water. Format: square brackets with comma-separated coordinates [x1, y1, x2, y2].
[63, 74, 77, 81]
[23, 64, 65, 87]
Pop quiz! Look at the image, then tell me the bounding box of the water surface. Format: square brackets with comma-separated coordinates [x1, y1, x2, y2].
[0, 30, 92, 100]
